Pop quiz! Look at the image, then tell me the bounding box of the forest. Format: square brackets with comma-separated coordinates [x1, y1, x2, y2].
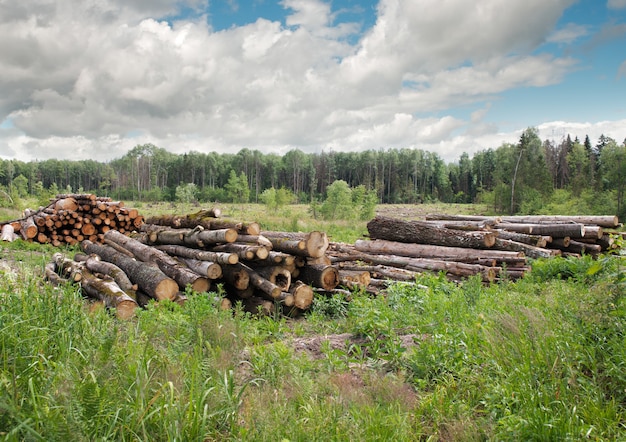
[1, 127, 625, 218]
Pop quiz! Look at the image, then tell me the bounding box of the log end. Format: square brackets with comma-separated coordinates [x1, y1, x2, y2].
[115, 300, 139, 320]
[191, 277, 211, 294]
[154, 278, 180, 301]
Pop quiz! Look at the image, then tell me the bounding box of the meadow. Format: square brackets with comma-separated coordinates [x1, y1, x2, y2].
[0, 203, 625, 441]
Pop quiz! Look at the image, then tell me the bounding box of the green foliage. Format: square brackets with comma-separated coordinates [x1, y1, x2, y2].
[260, 187, 295, 211]
[175, 182, 197, 203]
[318, 180, 377, 221]
[225, 170, 250, 203]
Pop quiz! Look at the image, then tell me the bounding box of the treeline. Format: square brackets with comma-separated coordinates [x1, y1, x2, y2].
[1, 128, 624, 218]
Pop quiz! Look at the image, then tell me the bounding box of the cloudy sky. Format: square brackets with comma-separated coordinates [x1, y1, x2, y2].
[1, 0, 625, 163]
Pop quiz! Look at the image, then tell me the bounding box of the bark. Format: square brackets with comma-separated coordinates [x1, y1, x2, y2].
[242, 296, 274, 316]
[492, 230, 548, 247]
[425, 214, 502, 223]
[221, 263, 250, 291]
[238, 262, 284, 301]
[367, 216, 496, 248]
[143, 226, 238, 247]
[81, 240, 179, 301]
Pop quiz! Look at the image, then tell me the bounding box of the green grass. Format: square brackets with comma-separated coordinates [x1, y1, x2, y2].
[1, 203, 625, 440]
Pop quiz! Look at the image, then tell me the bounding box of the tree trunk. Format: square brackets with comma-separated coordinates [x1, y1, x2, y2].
[1, 224, 16, 242]
[289, 280, 314, 310]
[262, 230, 329, 258]
[74, 252, 136, 292]
[492, 238, 560, 259]
[20, 216, 38, 240]
[367, 216, 496, 248]
[211, 243, 270, 260]
[494, 223, 585, 238]
[179, 257, 223, 280]
[492, 230, 548, 247]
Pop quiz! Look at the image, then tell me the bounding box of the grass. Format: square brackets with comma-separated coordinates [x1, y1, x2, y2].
[1, 202, 625, 440]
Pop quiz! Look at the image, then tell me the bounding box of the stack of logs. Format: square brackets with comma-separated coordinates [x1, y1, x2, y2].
[325, 214, 622, 287]
[0, 194, 144, 246]
[44, 210, 342, 319]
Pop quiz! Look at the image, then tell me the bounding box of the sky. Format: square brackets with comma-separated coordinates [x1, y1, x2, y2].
[1, 0, 625, 164]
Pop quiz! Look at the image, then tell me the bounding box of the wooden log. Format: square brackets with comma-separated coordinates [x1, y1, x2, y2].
[253, 266, 292, 292]
[492, 230, 547, 247]
[104, 230, 210, 293]
[81, 240, 178, 301]
[367, 216, 496, 248]
[242, 296, 274, 316]
[1, 224, 16, 242]
[54, 197, 79, 212]
[180, 257, 223, 280]
[221, 263, 250, 291]
[211, 243, 270, 260]
[79, 268, 138, 320]
[52, 252, 83, 282]
[338, 269, 371, 289]
[425, 214, 502, 223]
[236, 234, 273, 249]
[492, 238, 560, 259]
[297, 264, 339, 291]
[154, 244, 238, 265]
[236, 262, 285, 301]
[74, 253, 136, 292]
[352, 239, 526, 265]
[145, 226, 237, 247]
[44, 262, 67, 286]
[420, 220, 497, 231]
[262, 231, 329, 258]
[20, 216, 38, 240]
[499, 215, 619, 228]
[289, 280, 314, 310]
[582, 225, 603, 240]
[494, 222, 585, 238]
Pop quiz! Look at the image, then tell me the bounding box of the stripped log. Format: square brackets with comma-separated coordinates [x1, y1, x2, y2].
[494, 223, 585, 238]
[1, 224, 16, 242]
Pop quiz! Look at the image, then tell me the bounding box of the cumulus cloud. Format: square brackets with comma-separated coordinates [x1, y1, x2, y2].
[0, 0, 623, 163]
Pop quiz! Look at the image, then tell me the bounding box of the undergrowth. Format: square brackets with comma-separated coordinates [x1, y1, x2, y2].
[1, 241, 625, 440]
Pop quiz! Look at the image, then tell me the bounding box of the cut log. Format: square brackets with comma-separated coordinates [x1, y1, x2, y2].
[211, 243, 270, 260]
[180, 257, 223, 280]
[143, 226, 238, 247]
[79, 268, 138, 320]
[104, 230, 210, 293]
[20, 216, 38, 240]
[499, 215, 619, 228]
[425, 214, 502, 223]
[262, 231, 329, 258]
[492, 230, 547, 247]
[253, 266, 292, 292]
[297, 264, 339, 291]
[81, 240, 178, 301]
[1, 224, 16, 242]
[242, 296, 274, 316]
[494, 223, 585, 238]
[74, 253, 136, 292]
[54, 198, 79, 212]
[154, 244, 238, 265]
[221, 263, 250, 291]
[338, 269, 371, 289]
[353, 239, 526, 265]
[492, 238, 560, 259]
[367, 216, 497, 248]
[238, 262, 284, 301]
[289, 280, 314, 310]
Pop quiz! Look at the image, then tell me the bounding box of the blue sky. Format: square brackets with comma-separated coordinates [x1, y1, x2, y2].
[0, 0, 624, 163]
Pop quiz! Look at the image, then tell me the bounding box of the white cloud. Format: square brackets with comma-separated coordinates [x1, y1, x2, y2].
[608, 0, 626, 9]
[619, 60, 626, 77]
[548, 23, 590, 44]
[1, 0, 623, 164]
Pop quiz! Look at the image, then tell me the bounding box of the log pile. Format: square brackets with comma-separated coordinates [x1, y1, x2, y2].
[324, 214, 621, 287]
[0, 193, 144, 246]
[44, 215, 339, 318]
